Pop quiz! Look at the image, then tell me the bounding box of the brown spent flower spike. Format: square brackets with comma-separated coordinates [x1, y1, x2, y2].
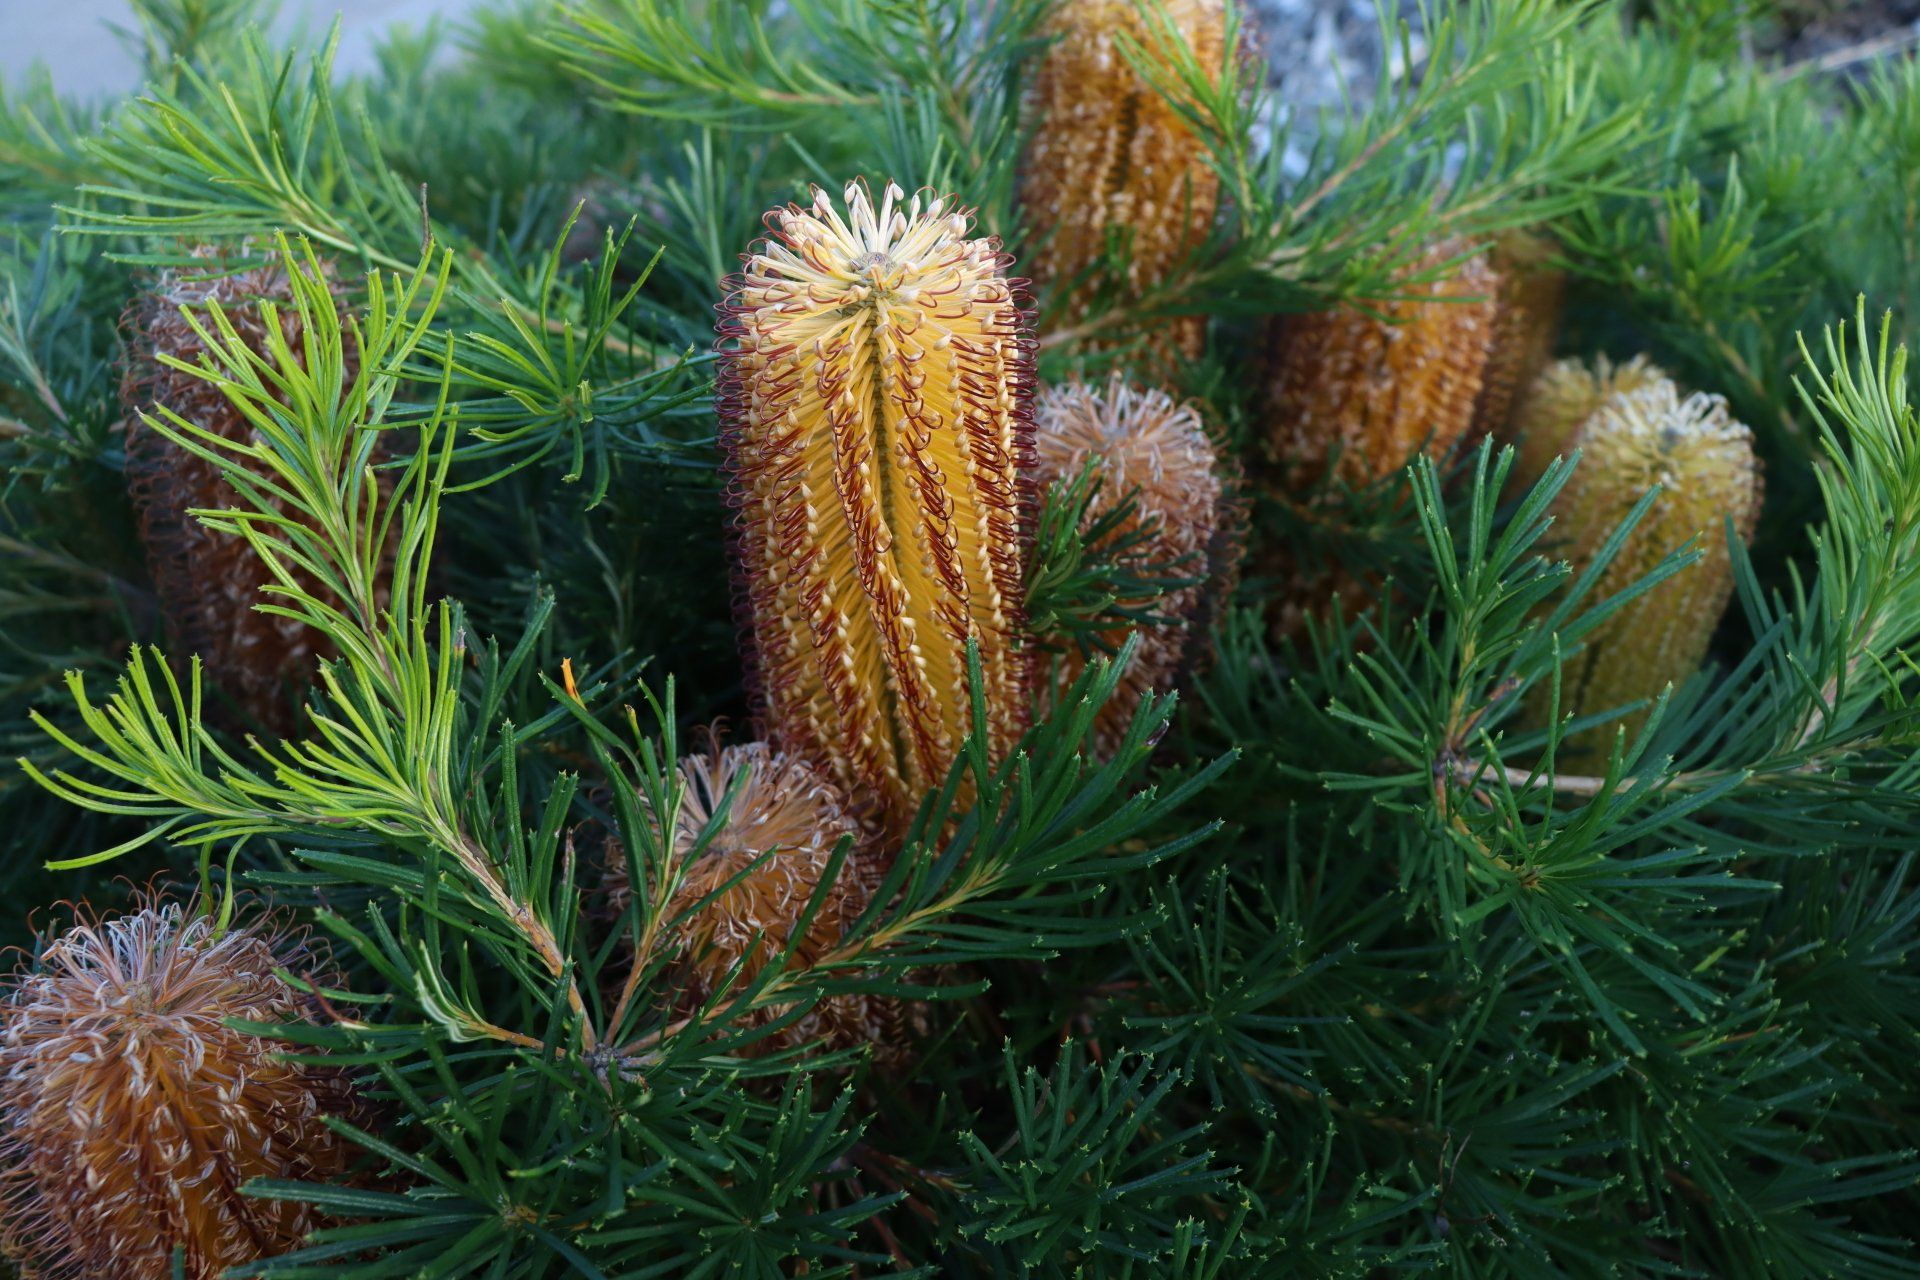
[1510, 353, 1669, 490]
[1019, 0, 1228, 362]
[1032, 377, 1227, 757]
[1262, 240, 1502, 490]
[0, 901, 356, 1280]
[1473, 230, 1568, 440]
[717, 181, 1033, 836]
[608, 744, 913, 1060]
[1539, 377, 1762, 755]
[122, 247, 376, 737]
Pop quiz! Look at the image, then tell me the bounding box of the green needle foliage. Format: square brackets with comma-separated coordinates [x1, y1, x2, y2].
[2, 0, 1918, 1275]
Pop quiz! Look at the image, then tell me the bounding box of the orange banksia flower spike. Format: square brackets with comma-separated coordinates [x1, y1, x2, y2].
[717, 181, 1034, 836]
[121, 247, 377, 736]
[1020, 0, 1230, 362]
[1031, 376, 1229, 756]
[607, 744, 915, 1061]
[1538, 377, 1762, 755]
[1261, 239, 1502, 491]
[0, 899, 357, 1280]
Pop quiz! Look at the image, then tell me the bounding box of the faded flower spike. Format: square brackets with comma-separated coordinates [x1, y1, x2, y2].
[0, 900, 356, 1280]
[1474, 230, 1568, 439]
[1020, 0, 1228, 361]
[1543, 378, 1762, 754]
[1511, 353, 1669, 490]
[1032, 377, 1228, 757]
[718, 181, 1033, 835]
[1262, 240, 1501, 490]
[122, 247, 372, 736]
[609, 744, 914, 1060]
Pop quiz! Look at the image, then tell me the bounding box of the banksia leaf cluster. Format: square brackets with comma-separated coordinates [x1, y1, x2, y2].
[610, 744, 913, 1060]
[0, 901, 355, 1280]
[1261, 240, 1501, 489]
[1031, 377, 1229, 756]
[121, 249, 368, 736]
[717, 182, 1033, 836]
[1474, 230, 1568, 438]
[1019, 0, 1227, 361]
[1510, 353, 1668, 488]
[1543, 378, 1762, 753]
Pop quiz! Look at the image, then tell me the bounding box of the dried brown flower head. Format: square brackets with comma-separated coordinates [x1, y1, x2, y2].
[1032, 377, 1228, 756]
[610, 744, 913, 1059]
[717, 181, 1033, 836]
[1019, 0, 1228, 362]
[1536, 377, 1762, 754]
[1511, 353, 1669, 490]
[1262, 240, 1502, 490]
[0, 900, 356, 1280]
[1474, 230, 1568, 439]
[121, 247, 375, 737]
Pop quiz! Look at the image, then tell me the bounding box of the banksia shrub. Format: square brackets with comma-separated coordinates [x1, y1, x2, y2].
[1261, 240, 1501, 490]
[1510, 352, 1669, 489]
[608, 744, 912, 1060]
[0, 900, 356, 1280]
[1474, 230, 1568, 438]
[1019, 0, 1227, 361]
[1540, 378, 1762, 754]
[717, 181, 1033, 836]
[1031, 377, 1228, 756]
[122, 249, 368, 736]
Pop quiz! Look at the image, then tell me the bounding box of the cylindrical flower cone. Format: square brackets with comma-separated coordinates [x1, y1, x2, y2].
[1510, 353, 1668, 491]
[1019, 0, 1228, 363]
[0, 900, 357, 1280]
[1261, 240, 1502, 491]
[1030, 377, 1229, 757]
[606, 744, 918, 1062]
[1473, 230, 1568, 440]
[1536, 378, 1762, 756]
[121, 248, 376, 736]
[717, 181, 1033, 836]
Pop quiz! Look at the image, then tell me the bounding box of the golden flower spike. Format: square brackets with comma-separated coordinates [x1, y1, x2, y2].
[1510, 353, 1668, 491]
[606, 744, 916, 1062]
[1474, 230, 1568, 439]
[1541, 377, 1762, 755]
[1031, 377, 1228, 757]
[1262, 240, 1501, 491]
[1020, 0, 1229, 362]
[122, 247, 377, 737]
[0, 900, 357, 1280]
[717, 181, 1034, 836]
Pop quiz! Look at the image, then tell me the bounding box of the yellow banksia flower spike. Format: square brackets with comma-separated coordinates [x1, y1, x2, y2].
[606, 744, 917, 1062]
[1541, 377, 1762, 754]
[1261, 240, 1501, 490]
[1031, 377, 1229, 757]
[0, 900, 357, 1280]
[1020, 0, 1229, 362]
[1510, 353, 1669, 490]
[1474, 230, 1568, 439]
[718, 181, 1034, 836]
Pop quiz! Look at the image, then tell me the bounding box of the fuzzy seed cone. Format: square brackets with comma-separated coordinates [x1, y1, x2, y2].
[1019, 0, 1227, 363]
[1262, 241, 1502, 490]
[1473, 231, 1567, 440]
[1511, 353, 1669, 491]
[607, 745, 918, 1061]
[1032, 377, 1227, 757]
[1538, 379, 1762, 755]
[717, 182, 1033, 837]
[0, 901, 357, 1280]
[122, 248, 375, 737]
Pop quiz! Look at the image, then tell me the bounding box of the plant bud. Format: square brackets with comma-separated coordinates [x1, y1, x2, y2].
[717, 181, 1033, 835]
